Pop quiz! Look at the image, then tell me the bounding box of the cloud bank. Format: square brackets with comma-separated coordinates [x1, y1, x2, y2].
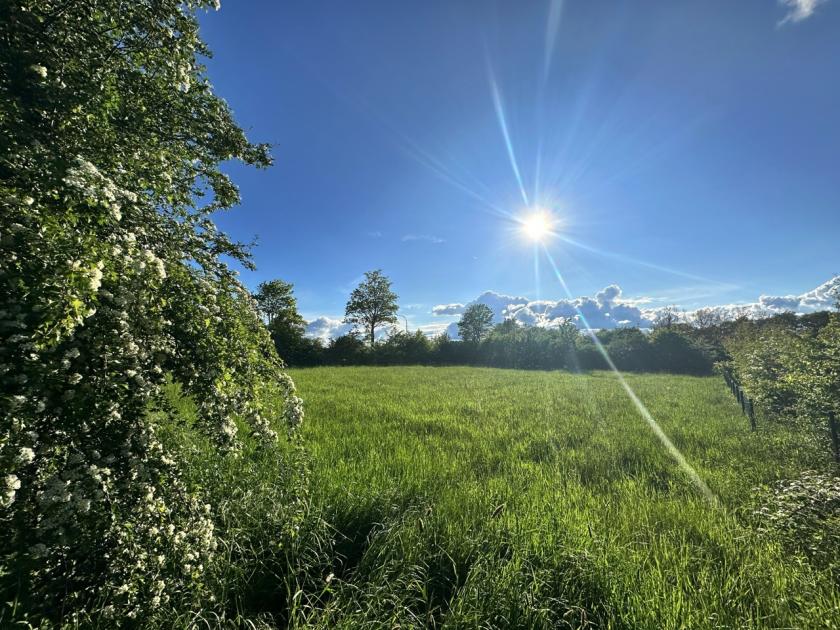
[305, 276, 838, 342]
[433, 276, 839, 340]
[436, 285, 651, 338]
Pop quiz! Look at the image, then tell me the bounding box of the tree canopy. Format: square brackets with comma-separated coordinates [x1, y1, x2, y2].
[344, 269, 399, 345]
[457, 303, 494, 344]
[257, 279, 308, 363]
[255, 279, 304, 327]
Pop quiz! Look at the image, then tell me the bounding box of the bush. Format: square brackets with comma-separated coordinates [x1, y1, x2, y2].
[375, 330, 433, 365]
[649, 328, 715, 375]
[325, 334, 369, 365]
[0, 1, 305, 624]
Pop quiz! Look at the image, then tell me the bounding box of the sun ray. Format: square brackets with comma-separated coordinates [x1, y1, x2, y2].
[486, 55, 530, 206]
[541, 244, 717, 504]
[554, 233, 737, 289]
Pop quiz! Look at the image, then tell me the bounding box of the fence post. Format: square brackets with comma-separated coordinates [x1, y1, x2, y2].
[829, 411, 840, 464]
[747, 399, 756, 431]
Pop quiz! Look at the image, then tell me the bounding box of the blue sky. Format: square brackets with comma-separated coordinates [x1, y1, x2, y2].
[200, 1, 839, 333]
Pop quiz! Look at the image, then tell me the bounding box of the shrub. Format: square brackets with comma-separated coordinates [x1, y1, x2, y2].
[0, 1, 304, 624]
[649, 328, 714, 375]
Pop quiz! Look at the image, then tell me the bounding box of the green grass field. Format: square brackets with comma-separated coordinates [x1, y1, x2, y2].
[287, 366, 839, 629]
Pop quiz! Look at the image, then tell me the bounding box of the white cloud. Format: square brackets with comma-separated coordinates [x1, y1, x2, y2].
[795, 275, 840, 310]
[305, 316, 404, 342]
[433, 287, 648, 339]
[306, 276, 839, 342]
[779, 0, 828, 24]
[433, 276, 839, 339]
[402, 234, 445, 244]
[645, 275, 840, 323]
[432, 303, 466, 316]
[305, 316, 354, 343]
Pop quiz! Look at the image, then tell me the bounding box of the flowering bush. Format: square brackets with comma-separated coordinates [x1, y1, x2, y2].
[750, 471, 840, 578]
[1, 0, 304, 624]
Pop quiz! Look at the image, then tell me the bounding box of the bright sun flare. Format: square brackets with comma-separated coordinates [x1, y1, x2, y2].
[521, 210, 555, 242]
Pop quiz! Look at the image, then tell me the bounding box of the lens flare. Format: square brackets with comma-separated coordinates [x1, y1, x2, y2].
[520, 210, 556, 242]
[540, 244, 718, 505]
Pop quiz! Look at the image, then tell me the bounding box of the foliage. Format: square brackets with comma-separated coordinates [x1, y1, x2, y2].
[257, 279, 308, 364]
[481, 320, 579, 370]
[750, 471, 840, 579]
[0, 1, 304, 624]
[375, 330, 433, 365]
[344, 270, 399, 346]
[325, 333, 369, 365]
[725, 313, 840, 424]
[594, 328, 651, 371]
[255, 279, 305, 328]
[456, 303, 494, 344]
[287, 321, 717, 375]
[648, 328, 715, 375]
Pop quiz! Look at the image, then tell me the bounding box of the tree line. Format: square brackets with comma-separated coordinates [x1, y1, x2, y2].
[256, 271, 725, 374]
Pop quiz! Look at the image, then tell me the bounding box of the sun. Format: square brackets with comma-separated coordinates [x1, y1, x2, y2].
[520, 210, 555, 242]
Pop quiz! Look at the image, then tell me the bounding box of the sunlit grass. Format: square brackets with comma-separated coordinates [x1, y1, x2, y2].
[288, 366, 838, 629]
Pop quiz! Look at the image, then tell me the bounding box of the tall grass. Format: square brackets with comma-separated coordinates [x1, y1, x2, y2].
[286, 367, 838, 629]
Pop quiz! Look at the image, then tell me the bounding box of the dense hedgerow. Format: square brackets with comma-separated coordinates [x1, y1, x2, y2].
[725, 314, 840, 583]
[0, 1, 304, 625]
[725, 314, 840, 431]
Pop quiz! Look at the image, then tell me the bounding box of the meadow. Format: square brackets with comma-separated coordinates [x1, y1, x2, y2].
[286, 366, 839, 629]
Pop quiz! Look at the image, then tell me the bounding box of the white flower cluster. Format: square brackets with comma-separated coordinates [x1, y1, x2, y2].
[30, 64, 47, 79]
[63, 156, 138, 213]
[279, 373, 305, 431]
[4, 474, 21, 507]
[176, 62, 192, 93]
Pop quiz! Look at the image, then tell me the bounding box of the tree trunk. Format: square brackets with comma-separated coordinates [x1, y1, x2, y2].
[369, 323, 375, 346]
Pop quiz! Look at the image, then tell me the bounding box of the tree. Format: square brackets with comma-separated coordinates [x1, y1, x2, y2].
[257, 280, 306, 362]
[0, 1, 304, 624]
[457, 303, 494, 344]
[652, 305, 682, 329]
[692, 307, 723, 330]
[326, 332, 368, 364]
[649, 328, 714, 375]
[255, 279, 303, 326]
[344, 270, 399, 345]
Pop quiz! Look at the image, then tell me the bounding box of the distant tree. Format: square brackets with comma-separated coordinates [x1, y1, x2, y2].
[344, 270, 399, 345]
[653, 305, 682, 329]
[255, 279, 301, 326]
[287, 336, 325, 366]
[649, 328, 714, 375]
[326, 333, 368, 364]
[692, 308, 723, 330]
[493, 318, 521, 335]
[603, 328, 653, 371]
[378, 330, 433, 364]
[457, 304, 494, 343]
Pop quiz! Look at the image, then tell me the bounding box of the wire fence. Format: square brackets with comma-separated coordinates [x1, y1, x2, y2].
[722, 368, 839, 463]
